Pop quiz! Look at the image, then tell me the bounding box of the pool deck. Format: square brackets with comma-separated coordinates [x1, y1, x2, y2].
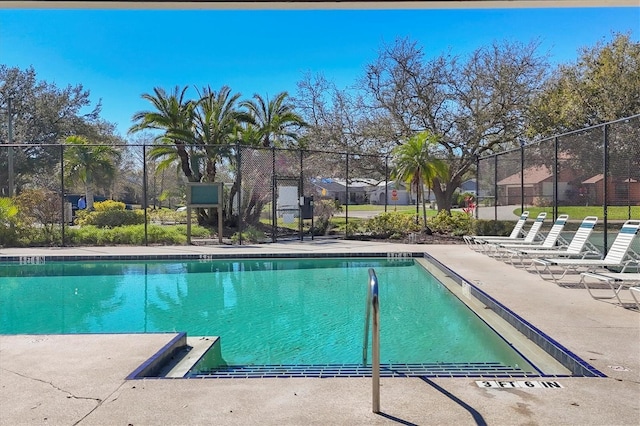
[1, 240, 639, 425]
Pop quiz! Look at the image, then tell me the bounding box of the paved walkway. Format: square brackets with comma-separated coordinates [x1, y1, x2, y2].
[1, 241, 638, 425]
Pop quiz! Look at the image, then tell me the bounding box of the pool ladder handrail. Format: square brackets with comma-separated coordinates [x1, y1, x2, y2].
[362, 268, 380, 413]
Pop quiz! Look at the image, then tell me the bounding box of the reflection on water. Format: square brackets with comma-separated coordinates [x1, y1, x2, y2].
[0, 258, 533, 370]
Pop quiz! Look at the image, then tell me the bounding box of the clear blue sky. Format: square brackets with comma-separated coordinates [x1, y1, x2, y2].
[1, 5, 639, 137]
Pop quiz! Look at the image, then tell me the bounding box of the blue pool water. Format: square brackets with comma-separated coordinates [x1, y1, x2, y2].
[0, 257, 535, 372]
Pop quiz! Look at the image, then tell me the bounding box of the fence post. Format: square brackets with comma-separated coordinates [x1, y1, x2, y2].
[494, 155, 498, 221]
[271, 147, 276, 243]
[299, 149, 304, 241]
[603, 124, 609, 255]
[345, 153, 349, 227]
[384, 155, 388, 213]
[475, 154, 479, 219]
[7, 97, 14, 197]
[143, 144, 148, 246]
[60, 144, 66, 246]
[554, 136, 559, 220]
[237, 143, 243, 245]
[520, 139, 524, 214]
[628, 159, 632, 220]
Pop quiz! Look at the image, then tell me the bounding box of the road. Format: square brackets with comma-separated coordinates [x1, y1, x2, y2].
[337, 205, 520, 221]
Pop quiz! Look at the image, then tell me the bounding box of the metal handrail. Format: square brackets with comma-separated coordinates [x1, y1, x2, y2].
[362, 268, 380, 413]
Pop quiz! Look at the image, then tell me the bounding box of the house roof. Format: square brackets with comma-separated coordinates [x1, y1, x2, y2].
[312, 178, 379, 193]
[583, 174, 603, 184]
[312, 180, 347, 192]
[583, 175, 639, 184]
[497, 166, 552, 186]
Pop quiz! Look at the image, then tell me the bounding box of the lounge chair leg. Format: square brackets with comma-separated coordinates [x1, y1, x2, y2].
[630, 287, 640, 310]
[580, 274, 626, 306]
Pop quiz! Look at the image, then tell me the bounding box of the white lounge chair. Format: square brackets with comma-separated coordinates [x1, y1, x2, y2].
[463, 211, 529, 250]
[532, 219, 640, 283]
[477, 212, 547, 253]
[504, 216, 600, 266]
[487, 214, 569, 258]
[579, 271, 640, 308]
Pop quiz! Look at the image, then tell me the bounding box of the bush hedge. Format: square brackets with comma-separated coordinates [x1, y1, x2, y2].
[66, 224, 210, 246]
[76, 200, 145, 228]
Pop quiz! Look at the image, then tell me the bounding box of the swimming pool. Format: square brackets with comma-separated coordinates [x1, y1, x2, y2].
[0, 255, 596, 378]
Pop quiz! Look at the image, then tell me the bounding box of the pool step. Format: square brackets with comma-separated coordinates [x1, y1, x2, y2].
[191, 362, 534, 378]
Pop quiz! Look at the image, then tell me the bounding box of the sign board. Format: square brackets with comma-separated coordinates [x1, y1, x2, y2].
[186, 182, 224, 244]
[391, 189, 398, 201]
[187, 182, 222, 207]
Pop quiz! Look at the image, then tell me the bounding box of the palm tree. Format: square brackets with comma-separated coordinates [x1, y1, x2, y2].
[194, 86, 252, 182]
[129, 86, 199, 181]
[392, 131, 448, 227]
[240, 92, 306, 148]
[64, 135, 121, 210]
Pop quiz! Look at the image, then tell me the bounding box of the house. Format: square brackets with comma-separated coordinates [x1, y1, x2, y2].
[459, 179, 477, 195]
[366, 181, 416, 205]
[497, 165, 576, 206]
[310, 178, 373, 205]
[582, 174, 640, 206]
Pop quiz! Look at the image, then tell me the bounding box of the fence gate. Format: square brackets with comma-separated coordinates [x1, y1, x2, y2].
[272, 176, 302, 242]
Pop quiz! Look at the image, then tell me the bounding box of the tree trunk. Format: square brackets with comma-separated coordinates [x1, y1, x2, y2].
[432, 176, 462, 213]
[175, 144, 195, 181]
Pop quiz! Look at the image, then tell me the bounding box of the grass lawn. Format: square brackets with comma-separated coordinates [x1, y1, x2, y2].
[343, 204, 415, 212]
[515, 206, 640, 221]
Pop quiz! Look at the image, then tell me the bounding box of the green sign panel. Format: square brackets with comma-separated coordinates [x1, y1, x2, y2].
[187, 183, 222, 207]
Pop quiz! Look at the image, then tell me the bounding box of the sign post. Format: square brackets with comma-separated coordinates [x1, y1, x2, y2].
[186, 182, 224, 244]
[391, 189, 398, 210]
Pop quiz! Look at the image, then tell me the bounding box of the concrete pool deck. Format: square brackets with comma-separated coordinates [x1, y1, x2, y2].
[0, 240, 638, 425]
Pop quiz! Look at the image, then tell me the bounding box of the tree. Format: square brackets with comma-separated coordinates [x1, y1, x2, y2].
[527, 33, 640, 137]
[391, 131, 448, 227]
[131, 85, 256, 227]
[195, 85, 250, 182]
[63, 135, 121, 210]
[294, 72, 393, 180]
[362, 38, 549, 212]
[14, 188, 61, 244]
[241, 91, 306, 148]
[0, 65, 118, 194]
[296, 71, 404, 156]
[129, 86, 198, 181]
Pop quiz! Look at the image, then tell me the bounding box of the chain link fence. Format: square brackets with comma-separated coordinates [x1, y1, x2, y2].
[2, 115, 638, 247]
[0, 141, 392, 246]
[477, 114, 640, 254]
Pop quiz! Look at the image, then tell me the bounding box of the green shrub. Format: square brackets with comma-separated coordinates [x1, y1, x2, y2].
[344, 221, 361, 238]
[14, 189, 63, 244]
[364, 212, 421, 238]
[310, 199, 342, 236]
[93, 200, 126, 212]
[0, 197, 18, 224]
[427, 211, 474, 236]
[76, 201, 145, 228]
[0, 197, 19, 246]
[311, 217, 331, 236]
[172, 224, 211, 239]
[148, 208, 189, 224]
[472, 219, 516, 236]
[66, 224, 207, 245]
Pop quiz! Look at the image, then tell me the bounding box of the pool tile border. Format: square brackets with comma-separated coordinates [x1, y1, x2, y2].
[422, 252, 605, 378]
[0, 251, 426, 264]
